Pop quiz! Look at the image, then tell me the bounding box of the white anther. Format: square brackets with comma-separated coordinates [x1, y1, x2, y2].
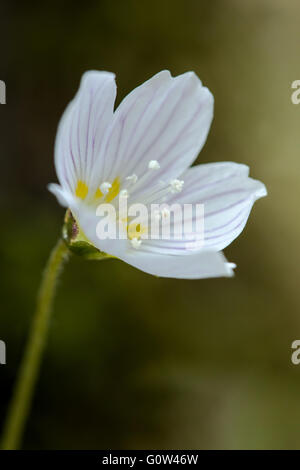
[148, 160, 160, 170]
[126, 174, 138, 184]
[169, 179, 184, 193]
[100, 182, 112, 194]
[119, 189, 129, 198]
[131, 237, 142, 249]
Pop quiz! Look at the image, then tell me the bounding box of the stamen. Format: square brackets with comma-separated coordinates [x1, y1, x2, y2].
[119, 189, 129, 198]
[169, 179, 184, 193]
[131, 237, 142, 249]
[126, 174, 138, 184]
[100, 181, 112, 194]
[148, 160, 160, 170]
[105, 177, 120, 202]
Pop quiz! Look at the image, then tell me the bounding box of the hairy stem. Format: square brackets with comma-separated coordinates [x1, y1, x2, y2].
[1, 238, 70, 450]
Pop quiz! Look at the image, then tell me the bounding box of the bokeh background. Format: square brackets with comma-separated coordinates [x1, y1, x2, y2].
[0, 0, 300, 449]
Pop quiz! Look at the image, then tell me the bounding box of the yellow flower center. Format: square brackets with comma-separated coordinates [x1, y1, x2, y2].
[104, 177, 120, 203]
[75, 177, 121, 203]
[75, 180, 89, 199]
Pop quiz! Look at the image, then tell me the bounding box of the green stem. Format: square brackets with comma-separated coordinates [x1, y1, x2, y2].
[1, 238, 70, 450]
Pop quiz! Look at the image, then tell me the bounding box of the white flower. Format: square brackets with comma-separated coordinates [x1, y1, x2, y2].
[49, 70, 266, 279]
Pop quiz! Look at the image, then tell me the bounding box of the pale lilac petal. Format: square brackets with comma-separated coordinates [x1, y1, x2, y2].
[48, 183, 73, 207]
[120, 249, 234, 279]
[96, 70, 213, 195]
[70, 201, 234, 279]
[154, 162, 267, 252]
[54, 71, 116, 194]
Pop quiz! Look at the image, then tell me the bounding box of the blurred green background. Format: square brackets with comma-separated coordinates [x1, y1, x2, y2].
[0, 0, 299, 449]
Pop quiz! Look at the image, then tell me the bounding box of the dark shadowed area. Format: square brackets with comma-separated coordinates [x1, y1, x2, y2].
[0, 0, 299, 449]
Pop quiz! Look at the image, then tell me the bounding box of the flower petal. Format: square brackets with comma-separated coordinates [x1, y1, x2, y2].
[118, 249, 235, 279]
[54, 71, 116, 196]
[70, 200, 234, 279]
[97, 70, 213, 195]
[155, 162, 267, 252]
[48, 183, 72, 207]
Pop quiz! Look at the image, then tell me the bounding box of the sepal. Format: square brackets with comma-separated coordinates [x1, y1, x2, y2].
[62, 209, 112, 260]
